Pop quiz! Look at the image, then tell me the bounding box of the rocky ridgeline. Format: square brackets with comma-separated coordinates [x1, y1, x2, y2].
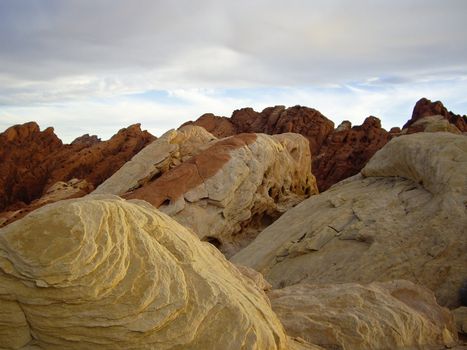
[0, 98, 466, 349]
[185, 97, 466, 191]
[0, 123, 155, 226]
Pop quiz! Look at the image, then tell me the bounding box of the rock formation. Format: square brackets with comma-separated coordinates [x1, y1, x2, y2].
[0, 122, 63, 211]
[184, 106, 395, 191]
[232, 132, 467, 307]
[0, 122, 155, 221]
[313, 116, 392, 192]
[404, 115, 462, 134]
[0, 195, 289, 350]
[269, 280, 458, 350]
[404, 97, 467, 132]
[94, 126, 216, 196]
[122, 132, 317, 256]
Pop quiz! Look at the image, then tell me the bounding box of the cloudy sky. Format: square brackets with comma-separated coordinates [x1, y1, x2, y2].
[0, 0, 466, 142]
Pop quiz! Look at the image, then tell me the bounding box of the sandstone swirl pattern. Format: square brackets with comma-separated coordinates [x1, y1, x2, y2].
[232, 132, 467, 307]
[0, 196, 288, 350]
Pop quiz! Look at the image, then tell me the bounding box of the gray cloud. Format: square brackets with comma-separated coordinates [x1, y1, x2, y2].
[0, 0, 466, 141]
[0, 0, 466, 88]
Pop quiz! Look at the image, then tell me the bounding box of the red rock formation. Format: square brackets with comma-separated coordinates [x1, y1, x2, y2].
[186, 106, 391, 192]
[184, 105, 335, 155]
[404, 97, 467, 132]
[71, 134, 101, 146]
[0, 122, 155, 213]
[0, 122, 63, 211]
[312, 117, 392, 192]
[46, 124, 155, 189]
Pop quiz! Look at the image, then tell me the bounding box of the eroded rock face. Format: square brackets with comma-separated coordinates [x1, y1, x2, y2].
[404, 115, 462, 134]
[404, 97, 467, 132]
[46, 123, 155, 190]
[0, 196, 288, 350]
[184, 105, 335, 156]
[312, 116, 392, 192]
[269, 280, 458, 350]
[232, 132, 467, 307]
[0, 122, 155, 222]
[0, 122, 63, 211]
[94, 126, 216, 196]
[125, 132, 317, 256]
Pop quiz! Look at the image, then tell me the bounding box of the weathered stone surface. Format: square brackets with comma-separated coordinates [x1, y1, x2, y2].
[312, 116, 392, 192]
[184, 105, 335, 156]
[125, 132, 317, 257]
[46, 123, 155, 190]
[404, 115, 462, 134]
[453, 307, 467, 335]
[0, 122, 63, 211]
[404, 97, 467, 132]
[0, 179, 93, 228]
[232, 132, 467, 307]
[269, 280, 458, 350]
[452, 306, 467, 334]
[94, 125, 216, 196]
[0, 122, 155, 224]
[70, 133, 100, 146]
[0, 196, 289, 349]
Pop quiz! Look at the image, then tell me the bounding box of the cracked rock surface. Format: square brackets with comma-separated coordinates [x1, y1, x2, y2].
[0, 195, 289, 350]
[231, 132, 467, 307]
[269, 280, 458, 350]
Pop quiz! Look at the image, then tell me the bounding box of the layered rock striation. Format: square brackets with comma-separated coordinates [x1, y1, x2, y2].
[0, 196, 289, 349]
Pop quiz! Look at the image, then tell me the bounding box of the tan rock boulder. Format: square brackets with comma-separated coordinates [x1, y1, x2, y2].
[0, 195, 289, 350]
[404, 115, 462, 134]
[125, 132, 318, 256]
[232, 132, 467, 307]
[269, 280, 458, 350]
[94, 125, 216, 195]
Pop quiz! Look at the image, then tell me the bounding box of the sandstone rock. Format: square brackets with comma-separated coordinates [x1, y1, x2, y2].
[125, 132, 317, 257]
[0, 122, 63, 211]
[185, 105, 335, 156]
[312, 116, 392, 192]
[94, 125, 215, 195]
[181, 113, 237, 138]
[269, 280, 458, 350]
[232, 132, 467, 307]
[45, 123, 155, 190]
[0, 195, 289, 349]
[70, 133, 100, 146]
[404, 97, 467, 132]
[453, 307, 467, 335]
[405, 115, 462, 134]
[0, 122, 155, 223]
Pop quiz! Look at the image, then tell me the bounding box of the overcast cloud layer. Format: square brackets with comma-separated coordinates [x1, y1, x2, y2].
[0, 0, 466, 142]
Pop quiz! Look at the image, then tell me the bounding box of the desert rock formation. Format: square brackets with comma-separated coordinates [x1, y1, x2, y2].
[183, 105, 335, 155]
[94, 125, 216, 195]
[124, 132, 317, 256]
[232, 132, 467, 307]
[313, 116, 392, 191]
[0, 122, 154, 222]
[0, 196, 289, 350]
[184, 105, 394, 191]
[269, 280, 458, 350]
[404, 97, 467, 132]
